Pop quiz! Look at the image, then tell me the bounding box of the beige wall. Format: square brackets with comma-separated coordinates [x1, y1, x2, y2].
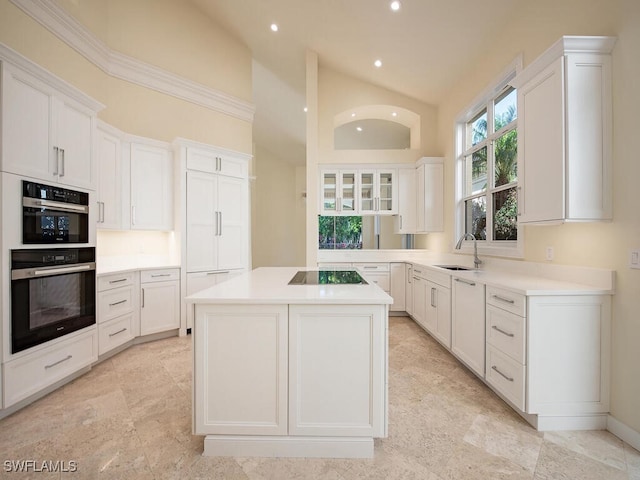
[429, 0, 640, 433]
[251, 147, 306, 268]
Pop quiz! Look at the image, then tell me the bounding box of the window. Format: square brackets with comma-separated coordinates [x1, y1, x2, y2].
[318, 216, 362, 249]
[456, 61, 521, 256]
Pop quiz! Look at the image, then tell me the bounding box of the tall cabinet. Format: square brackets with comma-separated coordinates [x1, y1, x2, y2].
[175, 140, 251, 332]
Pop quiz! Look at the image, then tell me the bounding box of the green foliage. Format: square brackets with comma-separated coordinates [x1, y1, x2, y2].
[318, 216, 362, 249]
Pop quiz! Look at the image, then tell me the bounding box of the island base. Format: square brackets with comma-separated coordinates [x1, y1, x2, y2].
[203, 435, 374, 458]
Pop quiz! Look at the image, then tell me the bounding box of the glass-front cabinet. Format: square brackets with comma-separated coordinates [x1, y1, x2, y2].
[359, 169, 397, 215]
[320, 170, 357, 215]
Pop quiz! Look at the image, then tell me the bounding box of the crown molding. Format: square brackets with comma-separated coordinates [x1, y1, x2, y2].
[9, 0, 255, 123]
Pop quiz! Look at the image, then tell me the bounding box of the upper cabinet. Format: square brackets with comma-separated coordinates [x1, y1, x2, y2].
[1, 59, 103, 190]
[513, 36, 615, 224]
[96, 122, 123, 230]
[394, 167, 417, 234]
[416, 157, 444, 233]
[319, 166, 398, 216]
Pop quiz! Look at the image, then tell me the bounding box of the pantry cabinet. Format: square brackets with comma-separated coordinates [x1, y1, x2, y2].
[514, 36, 615, 224]
[1, 60, 102, 190]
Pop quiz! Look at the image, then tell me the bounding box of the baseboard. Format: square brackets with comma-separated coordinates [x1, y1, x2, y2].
[608, 414, 640, 451]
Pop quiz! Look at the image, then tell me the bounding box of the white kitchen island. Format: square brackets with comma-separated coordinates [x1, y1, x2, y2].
[187, 267, 393, 458]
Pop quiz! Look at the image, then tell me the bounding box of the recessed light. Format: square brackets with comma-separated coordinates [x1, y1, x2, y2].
[351, 112, 356, 117]
[374, 59, 382, 68]
[270, 23, 279, 32]
[390, 1, 401, 12]
[303, 107, 308, 113]
[392, 112, 397, 117]
[356, 127, 363, 132]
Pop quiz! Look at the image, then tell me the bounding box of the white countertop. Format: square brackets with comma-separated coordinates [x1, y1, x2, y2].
[186, 267, 394, 305]
[97, 255, 180, 275]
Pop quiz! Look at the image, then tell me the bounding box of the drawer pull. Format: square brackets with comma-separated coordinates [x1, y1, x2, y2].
[362, 266, 378, 270]
[109, 300, 127, 307]
[151, 273, 172, 277]
[206, 271, 229, 275]
[492, 294, 515, 304]
[45, 355, 72, 369]
[109, 278, 127, 284]
[491, 365, 514, 382]
[454, 278, 476, 286]
[414, 269, 422, 274]
[491, 325, 515, 338]
[109, 328, 128, 337]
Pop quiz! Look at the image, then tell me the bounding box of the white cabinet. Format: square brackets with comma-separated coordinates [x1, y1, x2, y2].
[451, 276, 486, 377]
[130, 142, 173, 231]
[96, 123, 123, 229]
[359, 169, 397, 215]
[514, 36, 615, 224]
[1, 61, 100, 190]
[97, 271, 137, 355]
[185, 270, 242, 330]
[405, 264, 413, 316]
[140, 269, 180, 335]
[394, 168, 416, 233]
[320, 169, 357, 215]
[354, 263, 390, 292]
[389, 263, 406, 312]
[416, 157, 444, 233]
[425, 271, 452, 349]
[411, 266, 427, 328]
[186, 170, 248, 272]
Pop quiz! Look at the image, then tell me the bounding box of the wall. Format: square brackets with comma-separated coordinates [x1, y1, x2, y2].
[430, 0, 640, 434]
[252, 146, 306, 268]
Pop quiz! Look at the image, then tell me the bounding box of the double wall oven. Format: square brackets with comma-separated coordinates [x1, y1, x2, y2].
[10, 181, 95, 354]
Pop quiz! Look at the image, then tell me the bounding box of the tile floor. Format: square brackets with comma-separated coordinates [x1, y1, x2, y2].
[1, 316, 639, 479]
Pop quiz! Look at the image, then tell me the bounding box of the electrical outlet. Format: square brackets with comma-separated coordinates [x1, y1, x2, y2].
[546, 246, 554, 261]
[630, 250, 640, 269]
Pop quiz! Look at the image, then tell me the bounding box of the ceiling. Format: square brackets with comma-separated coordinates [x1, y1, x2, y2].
[190, 0, 527, 164]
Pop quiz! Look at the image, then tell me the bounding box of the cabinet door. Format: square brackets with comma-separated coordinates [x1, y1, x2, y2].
[288, 304, 386, 437]
[217, 175, 248, 271]
[376, 169, 396, 214]
[55, 98, 94, 189]
[451, 278, 486, 377]
[193, 304, 288, 436]
[428, 281, 451, 348]
[140, 281, 180, 335]
[405, 264, 413, 316]
[1, 64, 55, 181]
[186, 170, 218, 272]
[421, 162, 444, 232]
[518, 57, 565, 223]
[96, 129, 122, 229]
[390, 263, 406, 311]
[412, 275, 427, 329]
[130, 143, 173, 230]
[395, 169, 416, 233]
[338, 170, 357, 214]
[359, 170, 376, 214]
[320, 170, 338, 214]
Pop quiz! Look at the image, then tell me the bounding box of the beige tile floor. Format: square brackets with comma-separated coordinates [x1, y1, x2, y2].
[1, 316, 639, 479]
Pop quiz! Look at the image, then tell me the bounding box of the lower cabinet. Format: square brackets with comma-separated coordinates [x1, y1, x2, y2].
[451, 276, 486, 377]
[194, 303, 387, 438]
[3, 329, 97, 407]
[389, 263, 406, 311]
[185, 269, 243, 330]
[425, 277, 452, 349]
[405, 264, 413, 316]
[140, 269, 180, 336]
[97, 271, 137, 356]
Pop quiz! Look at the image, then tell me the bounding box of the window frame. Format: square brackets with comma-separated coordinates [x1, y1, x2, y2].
[454, 56, 523, 258]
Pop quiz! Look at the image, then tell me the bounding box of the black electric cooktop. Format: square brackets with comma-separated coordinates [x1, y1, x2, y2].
[288, 270, 368, 285]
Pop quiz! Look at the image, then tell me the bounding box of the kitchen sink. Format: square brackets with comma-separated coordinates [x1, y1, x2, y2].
[434, 265, 472, 271]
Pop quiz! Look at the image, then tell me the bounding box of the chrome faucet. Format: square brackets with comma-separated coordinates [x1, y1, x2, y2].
[455, 233, 483, 269]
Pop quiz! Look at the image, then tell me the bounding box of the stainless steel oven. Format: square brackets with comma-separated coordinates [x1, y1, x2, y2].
[11, 247, 96, 354]
[22, 181, 89, 244]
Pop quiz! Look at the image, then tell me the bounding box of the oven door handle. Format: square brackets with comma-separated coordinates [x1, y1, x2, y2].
[23, 197, 89, 214]
[11, 262, 95, 280]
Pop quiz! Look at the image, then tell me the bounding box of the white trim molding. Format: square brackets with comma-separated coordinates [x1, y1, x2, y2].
[9, 0, 255, 123]
[608, 415, 640, 452]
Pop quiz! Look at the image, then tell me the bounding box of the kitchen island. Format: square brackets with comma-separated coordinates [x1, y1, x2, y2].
[187, 267, 393, 458]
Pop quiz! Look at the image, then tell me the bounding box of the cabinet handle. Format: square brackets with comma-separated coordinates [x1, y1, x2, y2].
[151, 273, 171, 277]
[109, 328, 127, 337]
[430, 287, 436, 308]
[109, 278, 127, 284]
[53, 146, 59, 175]
[407, 269, 412, 284]
[491, 365, 514, 382]
[400, 215, 403, 229]
[492, 294, 515, 304]
[491, 325, 515, 338]
[363, 266, 377, 269]
[109, 299, 127, 307]
[454, 278, 476, 286]
[141, 288, 145, 308]
[207, 270, 229, 275]
[45, 355, 72, 369]
[59, 148, 65, 177]
[414, 269, 422, 274]
[219, 212, 223, 236]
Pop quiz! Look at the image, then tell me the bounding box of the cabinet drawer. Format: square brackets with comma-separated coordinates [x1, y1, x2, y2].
[98, 314, 135, 356]
[361, 272, 390, 291]
[141, 268, 180, 283]
[486, 305, 526, 364]
[486, 345, 525, 411]
[424, 269, 450, 289]
[4, 330, 97, 407]
[187, 271, 222, 295]
[354, 263, 390, 273]
[98, 271, 135, 292]
[486, 286, 526, 317]
[98, 286, 134, 323]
